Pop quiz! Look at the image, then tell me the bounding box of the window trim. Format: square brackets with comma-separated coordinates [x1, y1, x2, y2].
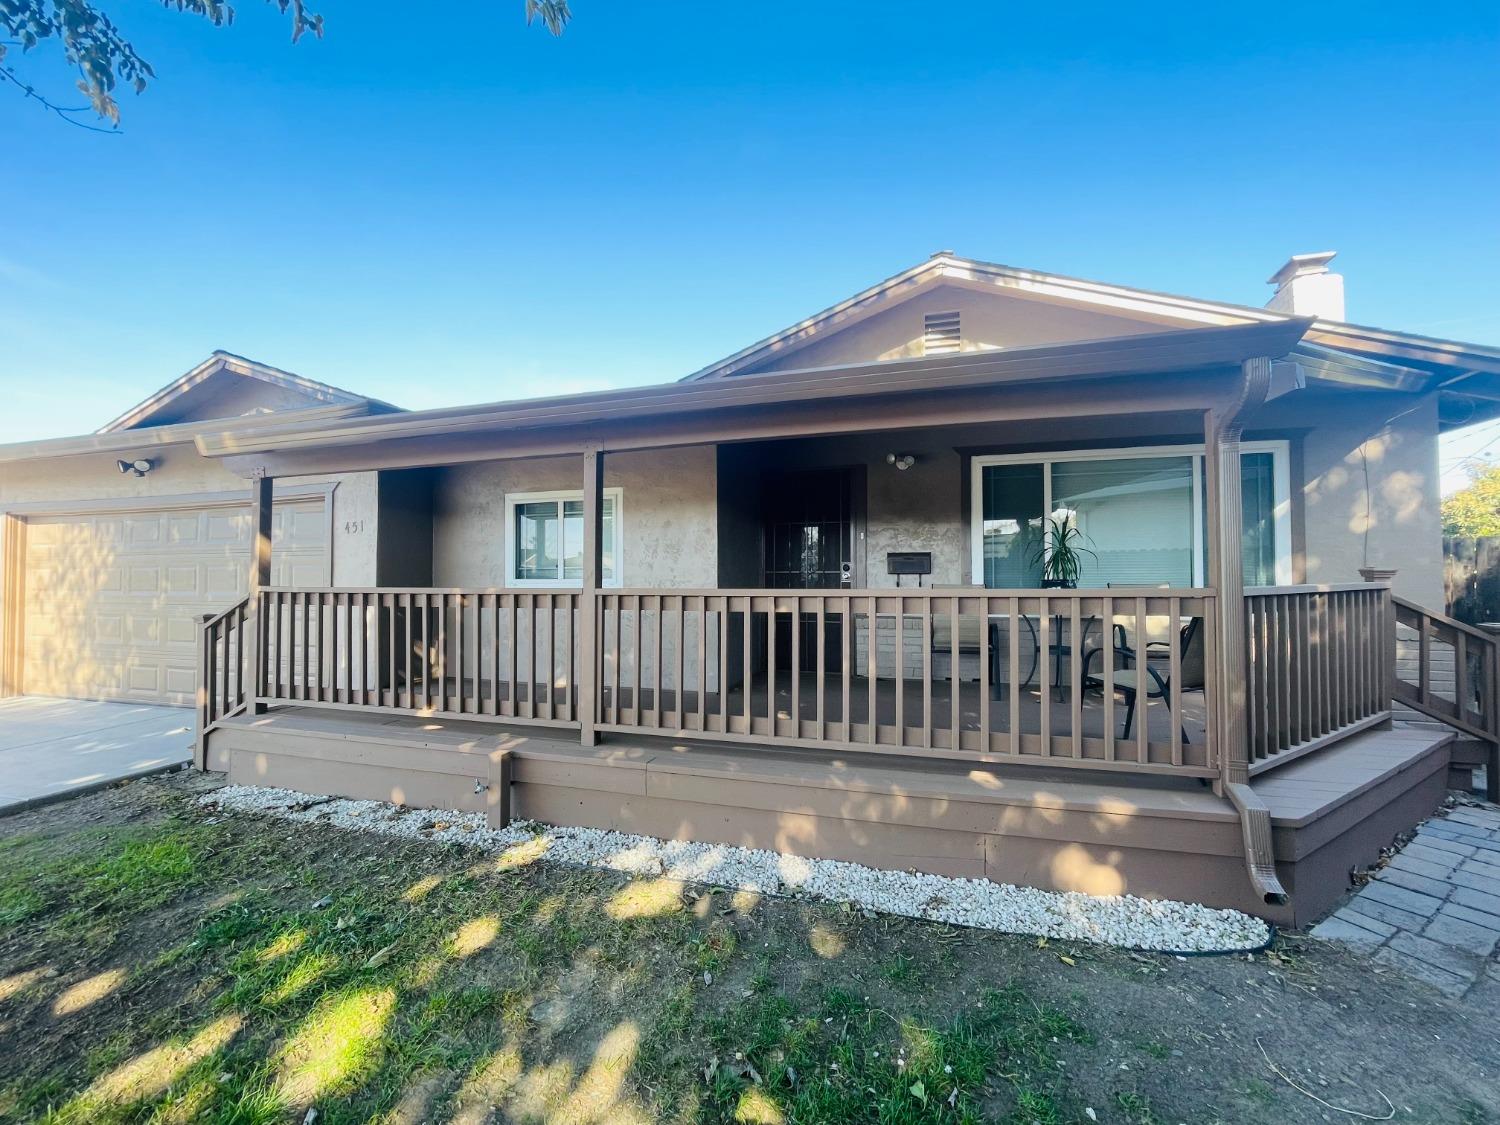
[969, 441, 1291, 589]
[503, 487, 624, 588]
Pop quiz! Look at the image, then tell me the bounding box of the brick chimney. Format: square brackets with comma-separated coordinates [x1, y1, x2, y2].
[1265, 251, 1344, 321]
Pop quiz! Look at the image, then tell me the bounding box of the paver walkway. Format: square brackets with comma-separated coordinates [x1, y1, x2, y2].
[1311, 803, 1500, 999]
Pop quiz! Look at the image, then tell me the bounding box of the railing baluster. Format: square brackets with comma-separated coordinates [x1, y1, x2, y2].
[1069, 597, 1083, 759]
[950, 597, 962, 749]
[1102, 595, 1116, 761]
[675, 594, 686, 730]
[695, 595, 707, 731]
[789, 595, 801, 736]
[866, 595, 877, 745]
[653, 594, 664, 728]
[1038, 597, 1051, 752]
[206, 613, 219, 724]
[716, 597, 728, 733]
[1169, 595, 1183, 767]
[840, 596, 852, 743]
[978, 595, 991, 753]
[921, 601, 933, 751]
[744, 600, 756, 732]
[1008, 596, 1021, 755]
[894, 603, 905, 742]
[815, 596, 826, 737]
[1134, 596, 1149, 764]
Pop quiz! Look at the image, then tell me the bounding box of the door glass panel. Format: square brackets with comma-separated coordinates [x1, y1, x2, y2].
[1050, 456, 1195, 586]
[980, 463, 1045, 587]
[1240, 452, 1277, 586]
[515, 501, 559, 581]
[763, 470, 850, 589]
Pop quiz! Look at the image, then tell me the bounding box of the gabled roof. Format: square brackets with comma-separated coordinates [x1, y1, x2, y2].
[195, 319, 1313, 469]
[98, 351, 399, 433]
[0, 402, 381, 465]
[682, 251, 1500, 386]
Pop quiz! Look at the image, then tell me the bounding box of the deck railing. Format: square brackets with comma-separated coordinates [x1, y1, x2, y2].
[195, 595, 251, 766]
[226, 582, 1410, 781]
[1243, 584, 1393, 771]
[594, 588, 1221, 777]
[256, 588, 582, 727]
[1392, 596, 1500, 744]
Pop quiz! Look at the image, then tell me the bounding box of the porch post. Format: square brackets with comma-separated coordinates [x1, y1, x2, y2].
[1203, 404, 1250, 789]
[246, 474, 273, 716]
[1206, 356, 1287, 904]
[579, 447, 604, 746]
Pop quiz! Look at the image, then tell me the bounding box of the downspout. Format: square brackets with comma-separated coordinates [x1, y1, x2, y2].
[1208, 357, 1289, 905]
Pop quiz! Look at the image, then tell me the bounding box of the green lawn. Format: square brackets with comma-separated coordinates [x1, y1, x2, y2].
[0, 787, 1093, 1124]
[0, 776, 1496, 1125]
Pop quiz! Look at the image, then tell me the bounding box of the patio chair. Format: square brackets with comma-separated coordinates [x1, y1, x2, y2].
[927, 601, 1037, 695]
[1082, 617, 1204, 741]
[1044, 613, 1102, 701]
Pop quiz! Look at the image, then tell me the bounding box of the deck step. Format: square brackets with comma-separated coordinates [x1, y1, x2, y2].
[1251, 726, 1452, 831]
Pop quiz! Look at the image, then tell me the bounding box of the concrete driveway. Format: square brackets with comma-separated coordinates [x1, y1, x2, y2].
[0, 696, 192, 815]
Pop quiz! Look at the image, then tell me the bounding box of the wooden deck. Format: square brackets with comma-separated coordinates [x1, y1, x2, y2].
[208, 706, 1451, 927]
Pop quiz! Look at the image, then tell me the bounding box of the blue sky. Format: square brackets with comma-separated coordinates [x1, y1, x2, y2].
[2, 2, 1497, 485]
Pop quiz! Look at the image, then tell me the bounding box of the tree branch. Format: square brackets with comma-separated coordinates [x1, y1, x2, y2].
[0, 62, 120, 132]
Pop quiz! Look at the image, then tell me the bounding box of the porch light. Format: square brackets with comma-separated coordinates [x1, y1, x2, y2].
[885, 453, 916, 471]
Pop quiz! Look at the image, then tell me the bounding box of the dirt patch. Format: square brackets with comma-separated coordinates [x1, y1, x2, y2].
[0, 772, 1495, 1124]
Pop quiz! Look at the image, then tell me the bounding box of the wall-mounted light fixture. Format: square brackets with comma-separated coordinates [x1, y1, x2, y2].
[885, 453, 916, 471]
[117, 458, 154, 477]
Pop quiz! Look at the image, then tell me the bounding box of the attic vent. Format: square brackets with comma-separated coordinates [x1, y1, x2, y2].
[923, 311, 961, 355]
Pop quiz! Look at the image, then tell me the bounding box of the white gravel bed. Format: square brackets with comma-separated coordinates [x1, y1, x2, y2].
[200, 784, 1272, 953]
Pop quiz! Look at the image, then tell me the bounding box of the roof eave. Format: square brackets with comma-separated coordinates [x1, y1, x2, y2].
[679, 252, 1301, 383]
[196, 318, 1312, 461]
[0, 401, 380, 465]
[97, 351, 398, 434]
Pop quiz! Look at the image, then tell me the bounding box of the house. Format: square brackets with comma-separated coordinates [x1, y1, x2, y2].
[4, 251, 1499, 926]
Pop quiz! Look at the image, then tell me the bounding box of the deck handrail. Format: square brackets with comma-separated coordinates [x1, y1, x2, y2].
[213, 582, 1404, 785]
[1391, 597, 1500, 801]
[194, 594, 252, 768]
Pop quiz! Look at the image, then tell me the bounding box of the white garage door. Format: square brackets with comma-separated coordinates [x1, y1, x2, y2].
[23, 500, 327, 706]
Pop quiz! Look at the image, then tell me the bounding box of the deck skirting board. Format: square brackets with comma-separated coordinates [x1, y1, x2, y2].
[207, 708, 1454, 927]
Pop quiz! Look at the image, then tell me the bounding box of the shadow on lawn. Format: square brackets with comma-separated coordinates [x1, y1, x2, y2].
[0, 817, 1091, 1125]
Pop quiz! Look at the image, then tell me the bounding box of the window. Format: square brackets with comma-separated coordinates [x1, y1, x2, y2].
[504, 489, 622, 587]
[971, 443, 1290, 589]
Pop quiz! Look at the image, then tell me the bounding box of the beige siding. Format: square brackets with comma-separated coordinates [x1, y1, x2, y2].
[432, 448, 717, 588]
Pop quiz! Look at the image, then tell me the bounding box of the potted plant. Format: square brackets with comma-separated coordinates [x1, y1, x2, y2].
[1028, 515, 1095, 589]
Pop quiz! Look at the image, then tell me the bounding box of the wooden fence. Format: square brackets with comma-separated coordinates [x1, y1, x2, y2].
[1445, 537, 1500, 626]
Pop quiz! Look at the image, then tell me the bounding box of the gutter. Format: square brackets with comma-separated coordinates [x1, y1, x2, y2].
[0, 402, 377, 465]
[195, 319, 1313, 460]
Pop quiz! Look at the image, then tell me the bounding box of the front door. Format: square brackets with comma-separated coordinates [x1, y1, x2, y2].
[762, 468, 863, 672]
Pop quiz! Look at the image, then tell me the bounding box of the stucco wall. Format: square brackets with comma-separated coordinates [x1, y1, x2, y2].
[148, 377, 334, 426]
[748, 284, 1184, 374]
[431, 447, 718, 588]
[1274, 390, 1443, 606]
